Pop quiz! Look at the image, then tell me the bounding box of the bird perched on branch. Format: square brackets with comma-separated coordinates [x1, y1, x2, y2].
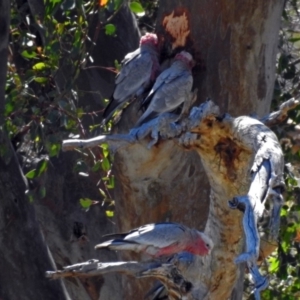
[134, 51, 194, 127]
[102, 33, 160, 123]
[95, 222, 213, 257]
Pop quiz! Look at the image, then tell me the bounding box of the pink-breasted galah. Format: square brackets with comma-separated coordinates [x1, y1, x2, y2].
[102, 33, 160, 123]
[134, 51, 194, 127]
[95, 222, 213, 257]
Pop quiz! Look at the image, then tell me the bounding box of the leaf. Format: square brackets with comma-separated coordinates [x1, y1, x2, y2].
[25, 169, 37, 179]
[101, 157, 111, 171]
[32, 62, 47, 70]
[80, 198, 93, 209]
[105, 24, 116, 36]
[289, 37, 300, 43]
[21, 50, 36, 59]
[36, 158, 49, 177]
[99, 188, 106, 198]
[106, 176, 115, 189]
[102, 147, 109, 158]
[106, 210, 114, 217]
[34, 77, 48, 83]
[269, 257, 279, 273]
[129, 2, 144, 14]
[48, 143, 61, 157]
[92, 160, 101, 172]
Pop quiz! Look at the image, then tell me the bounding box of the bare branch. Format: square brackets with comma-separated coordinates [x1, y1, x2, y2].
[46, 259, 161, 280]
[47, 253, 208, 300]
[260, 97, 299, 127]
[62, 134, 135, 152]
[60, 100, 285, 299]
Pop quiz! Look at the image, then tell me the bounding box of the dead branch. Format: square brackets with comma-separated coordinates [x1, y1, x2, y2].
[46, 253, 207, 300]
[61, 100, 285, 299]
[260, 97, 299, 127]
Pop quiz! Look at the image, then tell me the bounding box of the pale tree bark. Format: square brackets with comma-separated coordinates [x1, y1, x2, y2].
[96, 1, 284, 299]
[3, 1, 286, 300]
[60, 95, 291, 299]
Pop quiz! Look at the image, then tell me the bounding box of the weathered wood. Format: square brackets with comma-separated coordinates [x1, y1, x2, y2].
[47, 252, 207, 300]
[62, 99, 285, 299]
[62, 1, 285, 299]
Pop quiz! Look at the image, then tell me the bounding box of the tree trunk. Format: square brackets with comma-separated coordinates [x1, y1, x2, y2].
[1, 0, 285, 299]
[0, 2, 68, 299]
[0, 2, 139, 300]
[110, 1, 284, 299]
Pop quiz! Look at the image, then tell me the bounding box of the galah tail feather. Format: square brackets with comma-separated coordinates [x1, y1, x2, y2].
[134, 51, 194, 127]
[102, 33, 160, 123]
[95, 222, 213, 257]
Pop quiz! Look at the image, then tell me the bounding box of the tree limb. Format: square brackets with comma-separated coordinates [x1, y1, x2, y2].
[47, 252, 208, 300]
[260, 97, 299, 127]
[61, 100, 285, 299]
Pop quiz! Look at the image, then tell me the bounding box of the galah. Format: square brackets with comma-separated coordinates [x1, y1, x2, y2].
[134, 51, 194, 127]
[95, 222, 213, 257]
[102, 33, 160, 123]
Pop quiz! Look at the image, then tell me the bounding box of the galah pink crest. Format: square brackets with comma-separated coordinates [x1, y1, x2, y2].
[135, 51, 194, 127]
[102, 33, 160, 123]
[95, 222, 213, 257]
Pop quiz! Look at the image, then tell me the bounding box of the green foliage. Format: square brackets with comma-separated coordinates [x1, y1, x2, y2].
[105, 23, 116, 35]
[255, 1, 300, 299]
[6, 0, 117, 207]
[129, 1, 145, 14]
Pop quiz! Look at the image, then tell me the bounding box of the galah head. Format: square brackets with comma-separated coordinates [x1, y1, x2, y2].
[193, 232, 214, 256]
[175, 51, 194, 68]
[140, 33, 158, 47]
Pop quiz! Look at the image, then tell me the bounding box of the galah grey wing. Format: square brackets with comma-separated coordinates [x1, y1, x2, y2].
[136, 71, 193, 126]
[113, 52, 153, 100]
[124, 223, 188, 249]
[103, 50, 154, 120]
[114, 48, 141, 85]
[140, 66, 179, 108]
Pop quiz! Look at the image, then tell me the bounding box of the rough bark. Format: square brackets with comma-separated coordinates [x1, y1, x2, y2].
[62, 97, 289, 299]
[0, 134, 71, 300]
[105, 1, 284, 299]
[2, 1, 286, 300]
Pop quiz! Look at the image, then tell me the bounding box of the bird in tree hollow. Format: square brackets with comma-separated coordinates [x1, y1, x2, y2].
[102, 32, 160, 123]
[134, 50, 194, 127]
[95, 222, 213, 257]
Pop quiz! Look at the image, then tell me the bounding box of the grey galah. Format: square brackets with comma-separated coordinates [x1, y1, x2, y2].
[134, 51, 193, 127]
[102, 33, 160, 123]
[95, 222, 213, 257]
